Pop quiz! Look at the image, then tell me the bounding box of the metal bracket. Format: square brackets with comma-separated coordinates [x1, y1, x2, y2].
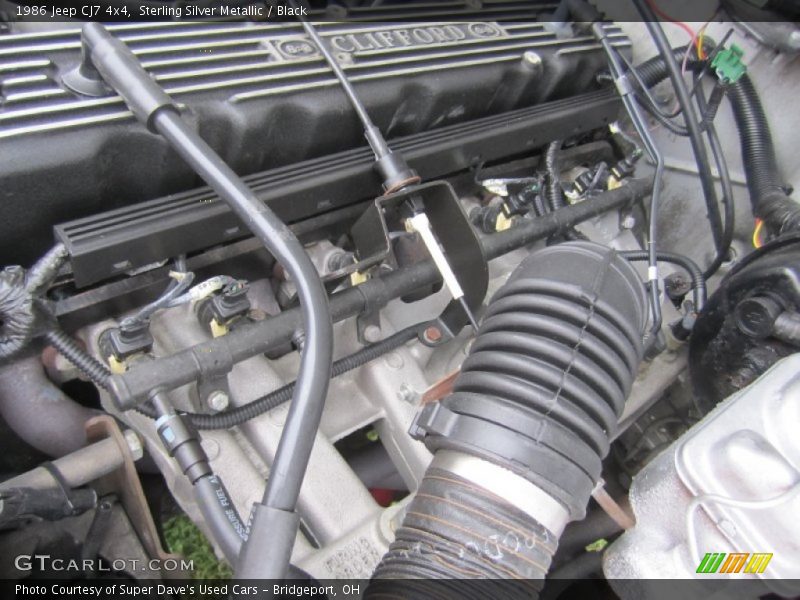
[187, 344, 234, 412]
[196, 377, 231, 413]
[84, 416, 186, 578]
[351, 180, 488, 333]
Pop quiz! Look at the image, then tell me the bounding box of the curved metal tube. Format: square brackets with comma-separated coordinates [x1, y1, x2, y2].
[0, 356, 99, 456]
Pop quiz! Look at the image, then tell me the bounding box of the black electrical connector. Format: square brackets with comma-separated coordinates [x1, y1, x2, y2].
[0, 486, 97, 528]
[196, 283, 251, 332]
[98, 322, 154, 362]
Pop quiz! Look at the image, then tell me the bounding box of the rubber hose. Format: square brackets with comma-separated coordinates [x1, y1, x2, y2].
[371, 242, 647, 590]
[194, 474, 246, 565]
[624, 53, 734, 278]
[0, 356, 101, 457]
[695, 81, 735, 278]
[727, 76, 800, 234]
[636, 47, 800, 237]
[78, 28, 334, 569]
[619, 250, 706, 311]
[446, 243, 646, 515]
[45, 331, 319, 572]
[136, 325, 419, 429]
[368, 468, 556, 599]
[634, 1, 725, 254]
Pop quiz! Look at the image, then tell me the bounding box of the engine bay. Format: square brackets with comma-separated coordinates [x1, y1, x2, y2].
[1, 1, 799, 598]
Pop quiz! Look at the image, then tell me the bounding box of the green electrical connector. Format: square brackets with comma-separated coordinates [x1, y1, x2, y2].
[711, 44, 747, 84]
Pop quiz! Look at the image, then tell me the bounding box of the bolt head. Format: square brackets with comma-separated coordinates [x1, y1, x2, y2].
[523, 50, 542, 67]
[363, 324, 382, 343]
[621, 215, 636, 230]
[397, 383, 419, 404]
[123, 429, 144, 461]
[423, 326, 443, 343]
[208, 391, 230, 412]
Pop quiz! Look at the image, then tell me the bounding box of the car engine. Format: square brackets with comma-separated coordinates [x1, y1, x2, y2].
[0, 1, 799, 598]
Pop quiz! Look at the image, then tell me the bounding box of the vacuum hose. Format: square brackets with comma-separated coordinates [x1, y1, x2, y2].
[635, 47, 800, 237]
[369, 242, 647, 595]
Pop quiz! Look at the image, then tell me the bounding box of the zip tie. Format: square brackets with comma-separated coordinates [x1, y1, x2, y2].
[406, 212, 465, 301]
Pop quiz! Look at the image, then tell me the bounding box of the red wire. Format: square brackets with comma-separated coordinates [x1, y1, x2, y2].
[645, 0, 697, 41]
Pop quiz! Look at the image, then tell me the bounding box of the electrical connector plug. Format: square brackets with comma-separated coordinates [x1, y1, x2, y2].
[711, 44, 746, 84]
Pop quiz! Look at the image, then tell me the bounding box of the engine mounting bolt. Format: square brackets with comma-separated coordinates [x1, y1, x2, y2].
[523, 50, 542, 68]
[423, 325, 443, 343]
[364, 324, 382, 343]
[208, 390, 230, 412]
[123, 429, 144, 462]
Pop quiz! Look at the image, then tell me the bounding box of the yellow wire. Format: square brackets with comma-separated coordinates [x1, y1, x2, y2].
[697, 24, 708, 60]
[753, 219, 764, 248]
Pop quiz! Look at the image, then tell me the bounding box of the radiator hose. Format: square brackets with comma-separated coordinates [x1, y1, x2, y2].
[635, 47, 800, 237]
[368, 242, 647, 595]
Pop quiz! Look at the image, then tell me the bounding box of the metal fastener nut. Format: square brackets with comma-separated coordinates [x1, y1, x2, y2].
[621, 215, 636, 230]
[208, 390, 230, 412]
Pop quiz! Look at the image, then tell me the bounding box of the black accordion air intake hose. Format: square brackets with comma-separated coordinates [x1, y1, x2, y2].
[368, 242, 647, 597]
